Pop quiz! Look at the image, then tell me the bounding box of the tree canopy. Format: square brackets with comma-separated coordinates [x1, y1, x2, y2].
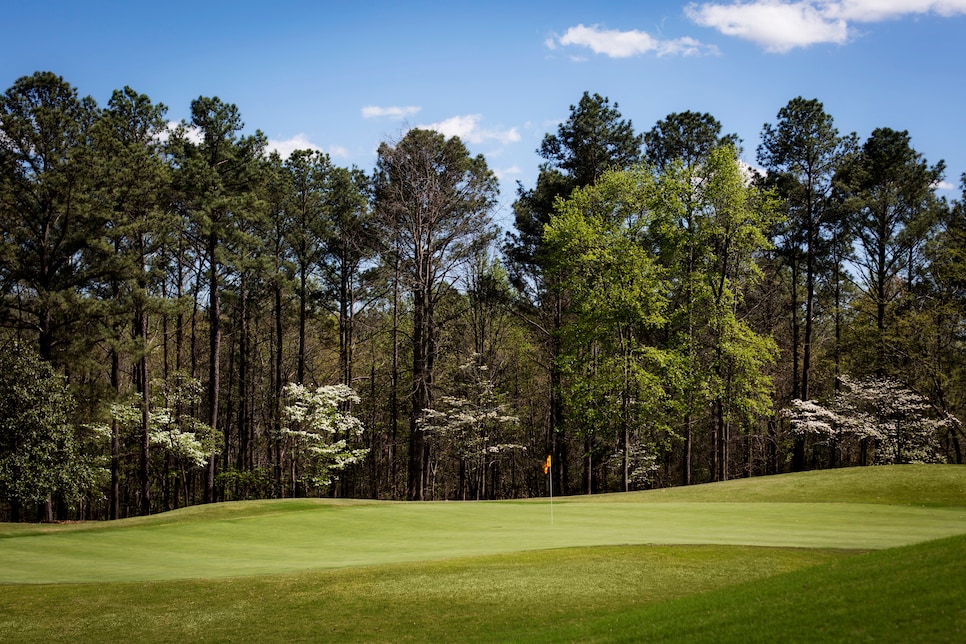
[2, 74, 965, 520]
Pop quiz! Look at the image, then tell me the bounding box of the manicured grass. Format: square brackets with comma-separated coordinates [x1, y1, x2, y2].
[0, 545, 850, 642]
[610, 464, 966, 506]
[563, 533, 966, 643]
[1, 465, 964, 641]
[2, 499, 964, 584]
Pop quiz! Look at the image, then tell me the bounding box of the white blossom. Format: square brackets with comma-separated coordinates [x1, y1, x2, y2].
[780, 375, 954, 464]
[281, 382, 368, 490]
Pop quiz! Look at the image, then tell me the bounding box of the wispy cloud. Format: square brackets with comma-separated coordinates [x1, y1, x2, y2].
[266, 133, 323, 158]
[362, 105, 422, 120]
[420, 114, 521, 145]
[494, 165, 523, 181]
[687, 0, 966, 53]
[829, 0, 966, 21]
[549, 23, 719, 58]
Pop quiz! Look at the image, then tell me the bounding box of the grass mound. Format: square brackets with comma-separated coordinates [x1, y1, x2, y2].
[1, 465, 963, 641]
[569, 532, 966, 643]
[594, 463, 966, 506]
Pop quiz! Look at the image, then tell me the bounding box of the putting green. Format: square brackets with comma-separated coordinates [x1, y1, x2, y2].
[3, 499, 965, 583]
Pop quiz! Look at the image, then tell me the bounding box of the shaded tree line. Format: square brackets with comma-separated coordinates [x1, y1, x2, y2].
[1, 73, 964, 520]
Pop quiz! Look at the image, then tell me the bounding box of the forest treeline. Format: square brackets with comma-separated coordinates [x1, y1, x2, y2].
[1, 72, 964, 521]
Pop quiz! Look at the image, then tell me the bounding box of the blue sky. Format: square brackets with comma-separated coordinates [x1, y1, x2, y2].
[4, 1, 965, 228]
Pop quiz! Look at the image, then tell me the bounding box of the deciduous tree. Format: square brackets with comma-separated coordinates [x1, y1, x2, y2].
[374, 128, 498, 500]
[506, 92, 644, 494]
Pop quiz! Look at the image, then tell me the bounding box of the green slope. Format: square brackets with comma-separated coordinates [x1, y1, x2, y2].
[4, 500, 965, 583]
[0, 465, 963, 642]
[565, 532, 966, 643]
[0, 545, 852, 643]
[2, 466, 965, 583]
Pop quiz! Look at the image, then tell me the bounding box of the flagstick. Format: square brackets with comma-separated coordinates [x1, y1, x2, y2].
[549, 462, 554, 526]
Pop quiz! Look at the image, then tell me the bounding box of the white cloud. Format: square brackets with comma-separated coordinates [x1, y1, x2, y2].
[551, 23, 719, 58]
[420, 114, 521, 145]
[830, 0, 966, 21]
[265, 134, 350, 160]
[494, 165, 523, 181]
[266, 133, 323, 158]
[686, 1, 849, 52]
[362, 105, 422, 120]
[686, 0, 966, 52]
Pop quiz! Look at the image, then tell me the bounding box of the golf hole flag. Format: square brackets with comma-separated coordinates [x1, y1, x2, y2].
[543, 455, 551, 475]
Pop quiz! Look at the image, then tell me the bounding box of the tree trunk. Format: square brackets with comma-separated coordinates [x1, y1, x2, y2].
[206, 229, 221, 503]
[138, 307, 151, 516]
[297, 267, 307, 384]
[409, 282, 432, 500]
[110, 344, 121, 521]
[273, 281, 284, 496]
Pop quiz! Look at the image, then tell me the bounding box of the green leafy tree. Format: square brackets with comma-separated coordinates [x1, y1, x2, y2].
[506, 92, 644, 494]
[643, 114, 744, 483]
[508, 91, 644, 285]
[0, 343, 105, 521]
[168, 96, 266, 502]
[282, 149, 331, 383]
[89, 85, 170, 516]
[649, 146, 780, 483]
[759, 98, 855, 471]
[905, 175, 966, 462]
[644, 110, 739, 172]
[758, 97, 855, 404]
[320, 165, 374, 391]
[545, 168, 671, 492]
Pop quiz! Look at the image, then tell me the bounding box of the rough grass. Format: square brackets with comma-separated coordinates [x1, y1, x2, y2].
[1, 465, 964, 642]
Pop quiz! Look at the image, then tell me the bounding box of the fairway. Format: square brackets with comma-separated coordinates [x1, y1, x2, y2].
[2, 465, 965, 642]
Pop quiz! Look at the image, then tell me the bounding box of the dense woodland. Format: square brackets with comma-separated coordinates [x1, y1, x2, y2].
[1, 71, 964, 521]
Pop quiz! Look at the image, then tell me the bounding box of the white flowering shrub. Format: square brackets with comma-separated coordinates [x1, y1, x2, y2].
[103, 374, 216, 470]
[281, 383, 368, 490]
[149, 405, 213, 468]
[780, 375, 959, 464]
[419, 355, 522, 499]
[778, 399, 841, 439]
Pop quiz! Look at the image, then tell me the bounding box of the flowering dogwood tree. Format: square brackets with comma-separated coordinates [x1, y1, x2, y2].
[281, 383, 368, 491]
[95, 374, 217, 508]
[420, 356, 521, 500]
[780, 375, 959, 465]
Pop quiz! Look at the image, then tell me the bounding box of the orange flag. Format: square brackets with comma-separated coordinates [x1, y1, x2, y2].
[543, 455, 551, 475]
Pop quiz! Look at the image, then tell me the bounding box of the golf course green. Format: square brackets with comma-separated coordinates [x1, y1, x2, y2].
[2, 465, 964, 641]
